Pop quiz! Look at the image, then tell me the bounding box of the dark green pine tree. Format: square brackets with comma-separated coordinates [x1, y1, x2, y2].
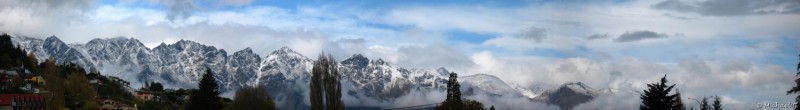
[640, 75, 679, 110]
[700, 97, 710, 110]
[490, 105, 495, 110]
[310, 52, 344, 110]
[0, 34, 15, 68]
[712, 96, 722, 110]
[149, 82, 164, 91]
[788, 54, 800, 110]
[436, 72, 463, 110]
[185, 69, 224, 110]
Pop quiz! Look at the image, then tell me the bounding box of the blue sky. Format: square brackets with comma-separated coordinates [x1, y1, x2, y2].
[0, 0, 799, 109]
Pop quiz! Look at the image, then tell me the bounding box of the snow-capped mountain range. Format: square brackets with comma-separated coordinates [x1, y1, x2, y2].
[10, 35, 605, 109]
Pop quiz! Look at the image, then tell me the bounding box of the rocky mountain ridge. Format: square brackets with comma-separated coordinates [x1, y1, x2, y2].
[11, 35, 605, 109]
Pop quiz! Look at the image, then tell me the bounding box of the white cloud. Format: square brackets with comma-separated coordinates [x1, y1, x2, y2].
[467, 53, 795, 109]
[380, 5, 533, 35]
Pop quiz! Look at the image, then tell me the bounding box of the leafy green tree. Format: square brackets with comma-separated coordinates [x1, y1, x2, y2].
[712, 96, 722, 110]
[310, 52, 344, 110]
[65, 70, 99, 109]
[43, 58, 67, 109]
[224, 85, 276, 110]
[640, 75, 680, 110]
[436, 72, 464, 110]
[788, 54, 800, 110]
[185, 69, 224, 110]
[26, 52, 42, 75]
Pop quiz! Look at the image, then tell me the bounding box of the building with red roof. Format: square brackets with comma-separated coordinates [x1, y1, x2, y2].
[0, 94, 46, 110]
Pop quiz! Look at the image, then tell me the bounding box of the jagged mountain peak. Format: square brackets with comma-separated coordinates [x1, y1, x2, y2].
[174, 39, 200, 46]
[231, 48, 257, 57]
[436, 67, 450, 76]
[279, 46, 291, 51]
[459, 74, 517, 96]
[230, 48, 256, 56]
[45, 35, 60, 41]
[88, 37, 139, 43]
[14, 36, 555, 110]
[153, 39, 224, 53]
[43, 35, 70, 48]
[86, 37, 147, 47]
[342, 54, 369, 68]
[258, 46, 313, 81]
[89, 37, 128, 41]
[231, 48, 259, 60]
[44, 35, 66, 46]
[266, 46, 308, 60]
[348, 54, 367, 60]
[558, 82, 598, 96]
[167, 39, 215, 50]
[270, 46, 302, 56]
[534, 82, 600, 110]
[373, 59, 387, 65]
[240, 47, 253, 52]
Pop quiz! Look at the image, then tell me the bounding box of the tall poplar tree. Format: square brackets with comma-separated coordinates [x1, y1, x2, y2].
[310, 52, 343, 110]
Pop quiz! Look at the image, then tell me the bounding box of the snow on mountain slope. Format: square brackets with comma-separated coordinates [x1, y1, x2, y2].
[10, 35, 49, 62]
[339, 54, 451, 99]
[42, 36, 95, 70]
[511, 83, 548, 99]
[149, 39, 229, 87]
[459, 74, 519, 97]
[258, 47, 313, 81]
[10, 35, 605, 109]
[222, 47, 261, 91]
[534, 82, 600, 110]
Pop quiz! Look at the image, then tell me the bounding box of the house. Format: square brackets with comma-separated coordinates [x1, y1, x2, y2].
[9, 66, 29, 74]
[0, 70, 17, 76]
[134, 91, 153, 101]
[90, 78, 105, 95]
[0, 94, 46, 110]
[0, 70, 19, 90]
[25, 76, 44, 85]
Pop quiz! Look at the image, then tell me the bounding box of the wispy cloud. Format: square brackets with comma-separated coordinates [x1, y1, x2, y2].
[614, 30, 670, 42]
[651, 0, 800, 16]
